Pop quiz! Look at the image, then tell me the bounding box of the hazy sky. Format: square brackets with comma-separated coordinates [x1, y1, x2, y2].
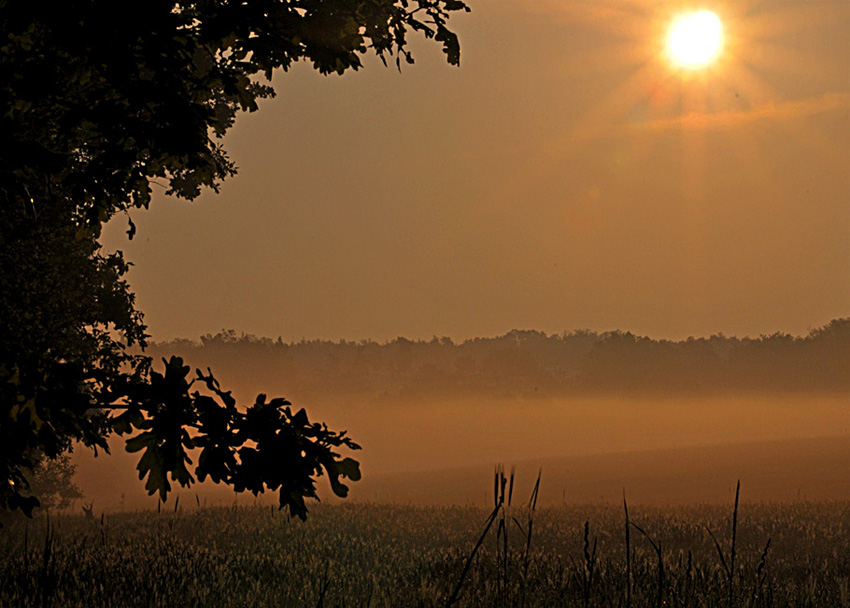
[102, 0, 850, 343]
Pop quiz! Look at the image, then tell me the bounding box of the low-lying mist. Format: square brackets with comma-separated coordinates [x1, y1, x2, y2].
[72, 392, 847, 510]
[71, 323, 849, 510]
[316, 393, 848, 476]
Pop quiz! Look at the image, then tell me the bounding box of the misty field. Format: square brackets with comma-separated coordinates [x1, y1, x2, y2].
[1, 497, 848, 607]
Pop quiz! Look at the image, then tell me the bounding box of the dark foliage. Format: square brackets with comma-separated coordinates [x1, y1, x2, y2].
[1, 0, 468, 517]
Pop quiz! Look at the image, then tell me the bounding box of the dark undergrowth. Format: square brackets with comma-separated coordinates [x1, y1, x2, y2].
[0, 488, 847, 607]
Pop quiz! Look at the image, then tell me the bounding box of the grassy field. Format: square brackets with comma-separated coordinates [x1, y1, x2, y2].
[1, 491, 848, 607]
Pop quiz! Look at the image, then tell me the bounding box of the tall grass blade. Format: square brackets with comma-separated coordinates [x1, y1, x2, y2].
[705, 526, 730, 578]
[729, 479, 740, 608]
[519, 469, 541, 608]
[631, 520, 663, 608]
[748, 538, 771, 608]
[624, 490, 632, 608]
[446, 498, 503, 607]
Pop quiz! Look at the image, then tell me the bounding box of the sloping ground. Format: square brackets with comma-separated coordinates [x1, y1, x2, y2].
[71, 434, 848, 512]
[351, 435, 850, 507]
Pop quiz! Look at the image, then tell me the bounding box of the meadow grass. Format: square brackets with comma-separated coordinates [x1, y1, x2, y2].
[0, 491, 848, 607]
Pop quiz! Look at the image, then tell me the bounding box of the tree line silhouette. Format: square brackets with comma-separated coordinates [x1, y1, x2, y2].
[149, 319, 848, 401]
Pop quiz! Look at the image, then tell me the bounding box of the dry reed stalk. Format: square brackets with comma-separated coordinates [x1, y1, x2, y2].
[623, 490, 632, 608]
[630, 520, 663, 608]
[569, 521, 598, 608]
[748, 538, 771, 608]
[706, 480, 741, 608]
[445, 468, 506, 607]
[518, 470, 541, 608]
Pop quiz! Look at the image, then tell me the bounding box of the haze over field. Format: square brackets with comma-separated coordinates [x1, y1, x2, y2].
[80, 0, 849, 511]
[74, 390, 849, 508]
[73, 324, 849, 509]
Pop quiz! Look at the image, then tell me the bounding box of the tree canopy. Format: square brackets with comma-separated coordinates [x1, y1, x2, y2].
[0, 0, 469, 518]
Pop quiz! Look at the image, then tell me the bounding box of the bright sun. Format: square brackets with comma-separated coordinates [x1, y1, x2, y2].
[667, 10, 723, 69]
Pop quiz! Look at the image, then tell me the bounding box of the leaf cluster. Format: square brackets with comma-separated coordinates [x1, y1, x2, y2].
[113, 357, 361, 520]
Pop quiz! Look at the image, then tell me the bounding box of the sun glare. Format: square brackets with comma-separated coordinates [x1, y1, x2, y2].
[668, 10, 723, 69]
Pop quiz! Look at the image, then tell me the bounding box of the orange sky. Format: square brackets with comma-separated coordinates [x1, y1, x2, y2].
[102, 0, 850, 343]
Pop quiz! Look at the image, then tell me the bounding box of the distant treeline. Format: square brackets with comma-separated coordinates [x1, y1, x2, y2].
[148, 319, 849, 400]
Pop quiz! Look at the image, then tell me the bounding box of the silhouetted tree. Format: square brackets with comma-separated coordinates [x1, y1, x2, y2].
[1, 0, 469, 519]
[25, 453, 84, 512]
